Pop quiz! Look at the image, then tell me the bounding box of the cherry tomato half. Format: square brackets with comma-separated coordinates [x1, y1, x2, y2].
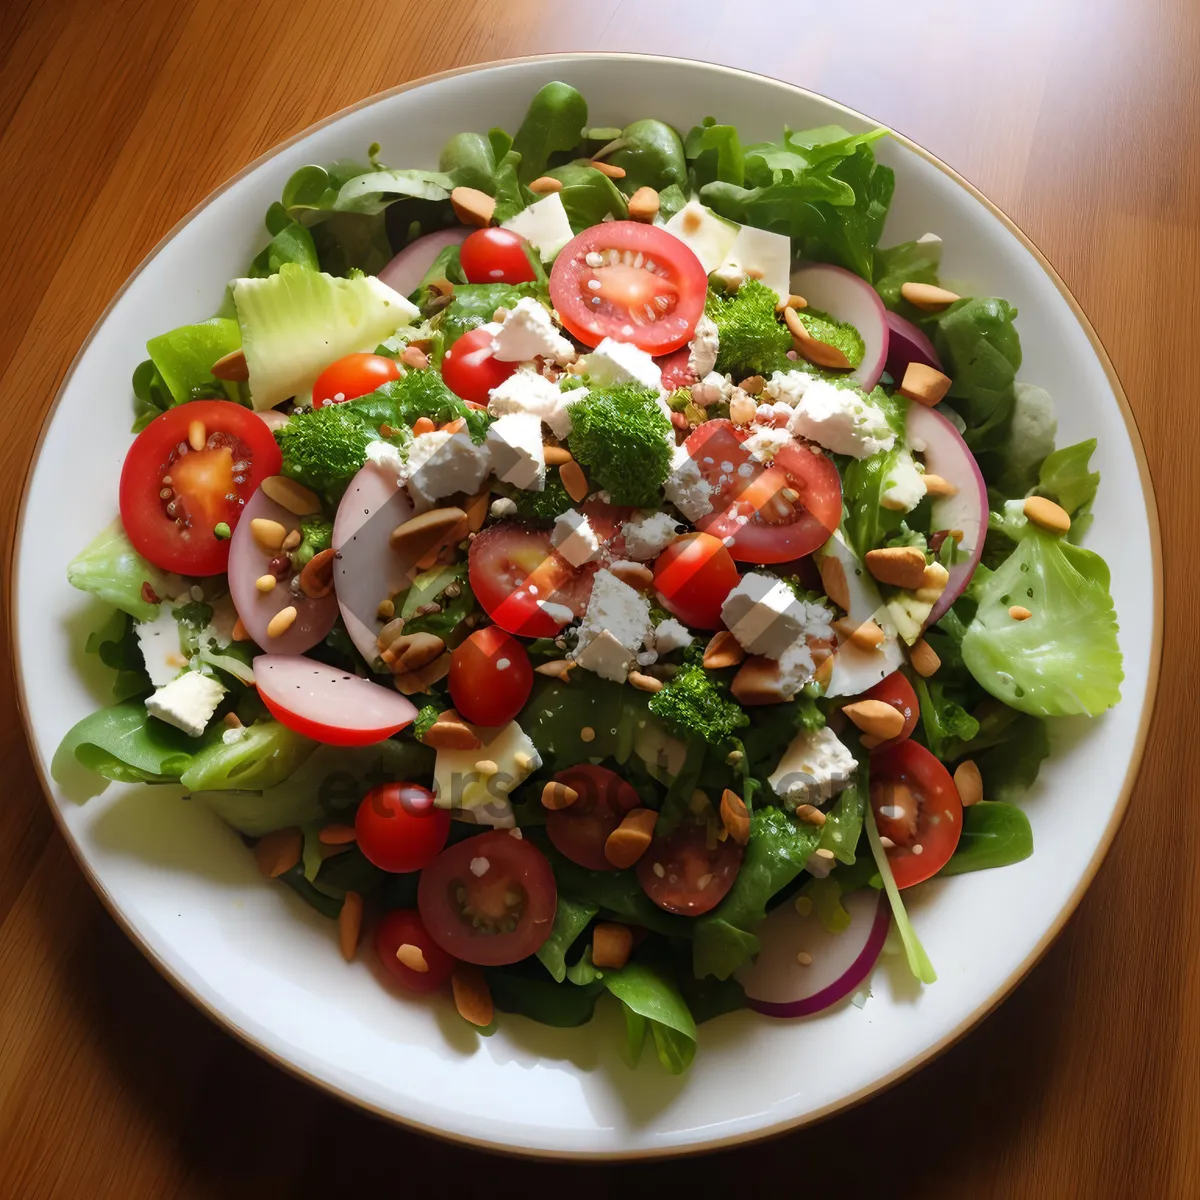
[449, 626, 533, 728]
[656, 347, 697, 392]
[441, 326, 517, 405]
[375, 909, 456, 994]
[312, 353, 402, 407]
[417, 830, 558, 966]
[119, 399, 282, 576]
[545, 764, 642, 872]
[862, 672, 920, 745]
[870, 740, 963, 889]
[355, 783, 451, 873]
[679, 420, 842, 564]
[652, 531, 739, 630]
[637, 824, 744, 916]
[550, 221, 708, 354]
[460, 227, 537, 285]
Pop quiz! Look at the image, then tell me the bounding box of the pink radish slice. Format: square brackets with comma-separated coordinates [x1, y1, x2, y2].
[885, 310, 942, 379]
[255, 409, 291, 433]
[738, 888, 890, 1018]
[377, 227, 469, 297]
[332, 461, 415, 669]
[254, 655, 417, 746]
[790, 263, 889, 391]
[227, 486, 339, 655]
[905, 403, 988, 628]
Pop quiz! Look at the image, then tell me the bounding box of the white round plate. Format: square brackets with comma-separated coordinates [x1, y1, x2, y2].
[12, 54, 1161, 1159]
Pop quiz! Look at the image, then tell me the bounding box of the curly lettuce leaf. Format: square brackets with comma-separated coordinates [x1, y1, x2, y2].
[873, 237, 943, 311]
[962, 521, 1122, 716]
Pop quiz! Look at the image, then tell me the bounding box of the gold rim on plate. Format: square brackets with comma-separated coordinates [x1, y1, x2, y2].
[4, 52, 1164, 1161]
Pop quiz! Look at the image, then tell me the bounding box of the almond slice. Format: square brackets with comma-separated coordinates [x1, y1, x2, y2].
[534, 658, 575, 683]
[421, 709, 481, 751]
[921, 473, 958, 497]
[626, 186, 660, 221]
[730, 655, 795, 706]
[450, 186, 496, 227]
[338, 892, 364, 961]
[703, 630, 745, 670]
[784, 306, 853, 370]
[898, 362, 953, 407]
[261, 475, 320, 516]
[318, 824, 357, 846]
[604, 808, 659, 868]
[589, 159, 626, 179]
[842, 699, 905, 741]
[389, 506, 467, 563]
[559, 459, 589, 503]
[628, 671, 663, 693]
[954, 760, 984, 807]
[254, 827, 301, 878]
[864, 546, 927, 590]
[833, 616, 885, 650]
[543, 444, 573, 466]
[900, 282, 961, 311]
[609, 561, 654, 591]
[452, 965, 494, 1027]
[795, 804, 827, 827]
[298, 547, 336, 599]
[720, 789, 751, 846]
[592, 923, 634, 969]
[528, 176, 564, 194]
[210, 348, 249, 381]
[909, 637, 941, 678]
[541, 780, 579, 810]
[817, 554, 851, 611]
[380, 631, 445, 672]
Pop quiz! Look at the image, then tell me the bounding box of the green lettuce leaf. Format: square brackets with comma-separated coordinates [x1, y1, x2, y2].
[510, 81, 588, 183]
[67, 520, 179, 622]
[541, 162, 630, 232]
[248, 201, 320, 278]
[604, 119, 687, 194]
[603, 962, 697, 1075]
[991, 382, 1058, 498]
[52, 700, 203, 784]
[865, 799, 936, 984]
[146, 317, 243, 407]
[1032, 438, 1100, 541]
[939, 801, 1033, 876]
[684, 118, 745, 188]
[873, 237, 942, 311]
[535, 896, 598, 983]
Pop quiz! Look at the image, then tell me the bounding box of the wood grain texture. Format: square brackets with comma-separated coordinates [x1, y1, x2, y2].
[0, 0, 1191, 1194]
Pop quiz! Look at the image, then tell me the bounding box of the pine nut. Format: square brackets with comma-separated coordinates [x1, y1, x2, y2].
[901, 282, 961, 311]
[1023, 495, 1071, 534]
[281, 529, 302, 552]
[818, 554, 851, 610]
[1009, 605, 1033, 621]
[589, 159, 626, 179]
[450, 186, 496, 227]
[261, 475, 320, 516]
[910, 637, 941, 677]
[254, 827, 301, 878]
[188, 420, 207, 452]
[604, 808, 659, 868]
[541, 781, 579, 810]
[626, 186, 660, 221]
[921, 473, 958, 497]
[452, 965, 493, 1027]
[865, 546, 927, 590]
[255, 574, 277, 593]
[529, 176, 564, 194]
[954, 760, 984, 806]
[413, 416, 436, 436]
[534, 659, 575, 683]
[396, 943, 429, 972]
[898, 362, 953, 407]
[833, 616, 885, 649]
[266, 606, 297, 638]
[795, 804, 827, 827]
[559, 459, 589, 502]
[592, 923, 634, 969]
[628, 671, 663, 693]
[250, 518, 287, 553]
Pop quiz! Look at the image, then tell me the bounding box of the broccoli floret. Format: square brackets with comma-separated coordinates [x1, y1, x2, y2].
[648, 659, 750, 746]
[565, 383, 674, 507]
[413, 704, 440, 742]
[276, 405, 379, 500]
[706, 277, 794, 380]
[291, 516, 333, 569]
[510, 471, 574, 521]
[370, 371, 491, 443]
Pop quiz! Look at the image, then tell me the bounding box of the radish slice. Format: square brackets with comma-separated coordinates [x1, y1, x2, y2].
[885, 311, 942, 379]
[332, 460, 415, 669]
[738, 888, 889, 1018]
[255, 409, 292, 433]
[905, 404, 988, 627]
[227, 487, 338, 654]
[790, 263, 889, 391]
[254, 655, 417, 746]
[377, 227, 469, 297]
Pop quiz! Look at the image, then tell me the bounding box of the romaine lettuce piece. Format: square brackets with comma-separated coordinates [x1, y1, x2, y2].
[67, 520, 180, 622]
[232, 264, 419, 410]
[146, 317, 243, 406]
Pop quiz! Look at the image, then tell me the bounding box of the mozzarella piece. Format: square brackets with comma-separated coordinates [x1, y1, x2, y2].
[145, 671, 226, 738]
[486, 411, 545, 491]
[487, 367, 573, 439]
[432, 720, 540, 827]
[490, 297, 576, 364]
[403, 430, 492, 509]
[715, 225, 792, 301]
[764, 369, 812, 408]
[622, 510, 682, 560]
[663, 200, 739, 273]
[740, 426, 793, 464]
[501, 192, 576, 261]
[788, 378, 896, 459]
[550, 508, 601, 567]
[135, 606, 186, 688]
[769, 726, 857, 810]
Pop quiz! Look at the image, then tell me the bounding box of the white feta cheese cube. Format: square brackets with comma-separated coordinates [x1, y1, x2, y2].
[490, 296, 576, 365]
[687, 314, 720, 378]
[769, 726, 857, 810]
[663, 441, 715, 522]
[432, 719, 540, 827]
[880, 448, 927, 513]
[788, 378, 896, 459]
[717, 225, 792, 301]
[573, 568, 653, 683]
[403, 430, 492, 509]
[765, 369, 812, 408]
[720, 573, 812, 660]
[486, 412, 545, 491]
[574, 629, 636, 682]
[135, 605, 186, 688]
[663, 200, 739, 273]
[487, 367, 573, 439]
[145, 671, 226, 738]
[579, 337, 663, 392]
[501, 191, 576, 261]
[550, 508, 601, 567]
[652, 618, 693, 656]
[364, 439, 406, 480]
[622, 510, 682, 560]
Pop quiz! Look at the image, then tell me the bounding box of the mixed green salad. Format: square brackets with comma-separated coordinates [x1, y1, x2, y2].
[54, 82, 1123, 1073]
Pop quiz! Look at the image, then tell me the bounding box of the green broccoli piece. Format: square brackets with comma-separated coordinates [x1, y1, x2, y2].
[276, 405, 380, 500]
[565, 383, 674, 507]
[412, 704, 440, 742]
[648, 658, 750, 746]
[291, 516, 333, 569]
[509, 472, 574, 521]
[370, 371, 491, 443]
[706, 277, 794, 380]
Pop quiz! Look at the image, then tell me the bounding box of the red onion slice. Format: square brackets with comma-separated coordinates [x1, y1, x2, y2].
[885, 310, 943, 379]
[790, 263, 890, 391]
[739, 888, 890, 1019]
[377, 227, 469, 297]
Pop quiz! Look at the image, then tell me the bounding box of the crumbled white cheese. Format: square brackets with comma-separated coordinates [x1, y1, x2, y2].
[572, 568, 653, 682]
[721, 573, 827, 660]
[365, 439, 406, 479]
[501, 191, 576, 260]
[773, 635, 820, 700]
[487, 367, 573, 439]
[486, 412, 545, 491]
[663, 441, 715, 522]
[652, 618, 693, 656]
[687, 314, 720, 378]
[622, 510, 682, 560]
[490, 296, 576, 365]
[574, 629, 636, 683]
[489, 497, 517, 518]
[145, 671, 226, 738]
[788, 378, 896, 459]
[769, 726, 857, 811]
[765, 370, 812, 408]
[135, 605, 186, 688]
[579, 337, 662, 392]
[550, 508, 602, 567]
[740, 426, 793, 464]
[403, 430, 492, 509]
[880, 448, 927, 513]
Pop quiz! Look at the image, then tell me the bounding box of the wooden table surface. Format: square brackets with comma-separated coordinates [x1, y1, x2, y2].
[0, 0, 1192, 1194]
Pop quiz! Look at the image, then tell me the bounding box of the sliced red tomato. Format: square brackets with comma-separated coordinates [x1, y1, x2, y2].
[656, 347, 697, 392]
[549, 221, 708, 354]
[870, 740, 963, 889]
[449, 627, 533, 728]
[652, 531, 739, 630]
[862, 672, 919, 745]
[679, 419, 842, 564]
[545, 765, 642, 872]
[119, 399, 282, 576]
[460, 227, 537, 285]
[637, 824, 744, 916]
[417, 830, 557, 966]
[468, 522, 593, 637]
[375, 909, 456, 994]
[441, 326, 518, 405]
[355, 783, 451, 873]
[312, 353, 402, 407]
